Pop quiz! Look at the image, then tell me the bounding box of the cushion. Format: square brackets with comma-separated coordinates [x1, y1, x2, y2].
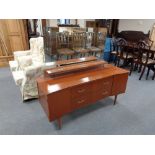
[57, 48, 75, 55]
[17, 55, 32, 70]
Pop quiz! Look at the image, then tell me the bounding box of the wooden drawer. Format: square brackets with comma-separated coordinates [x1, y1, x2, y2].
[92, 77, 113, 91]
[71, 83, 91, 98]
[71, 95, 91, 110]
[92, 89, 111, 102]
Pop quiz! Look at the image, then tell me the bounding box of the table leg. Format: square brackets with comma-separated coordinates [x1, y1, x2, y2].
[57, 118, 62, 129]
[114, 95, 117, 105]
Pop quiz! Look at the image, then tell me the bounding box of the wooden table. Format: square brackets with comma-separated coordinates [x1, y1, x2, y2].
[37, 59, 129, 129]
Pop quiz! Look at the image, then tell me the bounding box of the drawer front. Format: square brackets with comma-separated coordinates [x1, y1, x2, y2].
[92, 88, 111, 102]
[71, 95, 91, 110]
[71, 83, 91, 98]
[92, 77, 113, 92]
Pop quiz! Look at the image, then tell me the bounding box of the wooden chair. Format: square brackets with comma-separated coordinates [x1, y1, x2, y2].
[130, 41, 155, 80]
[72, 32, 89, 57]
[115, 38, 133, 67]
[56, 32, 75, 60]
[85, 32, 102, 57]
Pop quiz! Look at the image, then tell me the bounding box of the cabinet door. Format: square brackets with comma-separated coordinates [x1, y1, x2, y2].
[48, 89, 71, 121]
[5, 19, 28, 52]
[111, 73, 128, 96]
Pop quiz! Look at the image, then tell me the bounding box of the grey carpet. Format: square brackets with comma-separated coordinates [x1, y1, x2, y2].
[0, 60, 155, 134]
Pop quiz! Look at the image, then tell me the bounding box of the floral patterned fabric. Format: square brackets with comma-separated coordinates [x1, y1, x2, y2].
[17, 55, 33, 70]
[10, 63, 57, 101]
[9, 37, 54, 101]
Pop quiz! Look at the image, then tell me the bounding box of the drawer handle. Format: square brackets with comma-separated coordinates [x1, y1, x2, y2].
[77, 89, 85, 93]
[102, 91, 108, 95]
[103, 82, 110, 85]
[77, 99, 85, 104]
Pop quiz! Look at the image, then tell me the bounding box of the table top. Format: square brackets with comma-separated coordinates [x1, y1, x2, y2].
[37, 63, 129, 95]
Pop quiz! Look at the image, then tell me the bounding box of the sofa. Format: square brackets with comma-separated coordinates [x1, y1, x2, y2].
[9, 37, 57, 101]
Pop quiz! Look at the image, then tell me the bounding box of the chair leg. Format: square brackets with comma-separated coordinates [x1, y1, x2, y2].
[138, 64, 142, 73]
[108, 54, 111, 63]
[130, 62, 134, 75]
[134, 64, 138, 71]
[139, 66, 146, 80]
[152, 71, 155, 80]
[57, 54, 60, 60]
[117, 58, 120, 67]
[146, 67, 150, 80]
[114, 56, 117, 66]
[152, 66, 155, 80]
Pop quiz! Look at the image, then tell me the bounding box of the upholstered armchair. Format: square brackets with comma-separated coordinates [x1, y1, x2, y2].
[9, 37, 57, 101]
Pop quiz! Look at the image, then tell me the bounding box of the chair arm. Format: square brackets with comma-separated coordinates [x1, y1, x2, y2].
[14, 50, 31, 61]
[23, 65, 43, 79]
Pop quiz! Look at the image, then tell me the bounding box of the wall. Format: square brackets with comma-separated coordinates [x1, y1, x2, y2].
[77, 19, 85, 28]
[118, 19, 155, 34]
[47, 19, 58, 27]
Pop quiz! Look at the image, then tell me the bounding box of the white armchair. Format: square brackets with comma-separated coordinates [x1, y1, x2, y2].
[9, 37, 57, 101]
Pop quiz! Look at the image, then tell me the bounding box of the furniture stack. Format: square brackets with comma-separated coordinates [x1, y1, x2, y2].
[44, 30, 107, 60]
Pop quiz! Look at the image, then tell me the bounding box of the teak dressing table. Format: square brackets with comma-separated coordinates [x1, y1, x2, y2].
[37, 57, 129, 129]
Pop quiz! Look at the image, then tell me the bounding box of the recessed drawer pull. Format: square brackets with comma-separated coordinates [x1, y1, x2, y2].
[102, 91, 108, 95]
[77, 89, 85, 93]
[77, 99, 85, 104]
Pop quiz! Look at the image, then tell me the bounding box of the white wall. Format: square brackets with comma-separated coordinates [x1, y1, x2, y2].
[77, 19, 85, 28]
[118, 19, 155, 34]
[70, 19, 75, 25]
[47, 19, 58, 27]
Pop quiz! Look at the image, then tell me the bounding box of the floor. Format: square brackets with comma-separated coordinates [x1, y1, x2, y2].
[0, 58, 155, 134]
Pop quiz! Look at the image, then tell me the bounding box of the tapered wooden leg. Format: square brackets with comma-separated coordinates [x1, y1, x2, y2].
[139, 66, 146, 80]
[57, 118, 62, 129]
[114, 95, 117, 105]
[117, 59, 120, 67]
[152, 66, 155, 80]
[152, 71, 155, 80]
[114, 56, 117, 66]
[129, 62, 134, 75]
[146, 67, 150, 80]
[138, 64, 142, 73]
